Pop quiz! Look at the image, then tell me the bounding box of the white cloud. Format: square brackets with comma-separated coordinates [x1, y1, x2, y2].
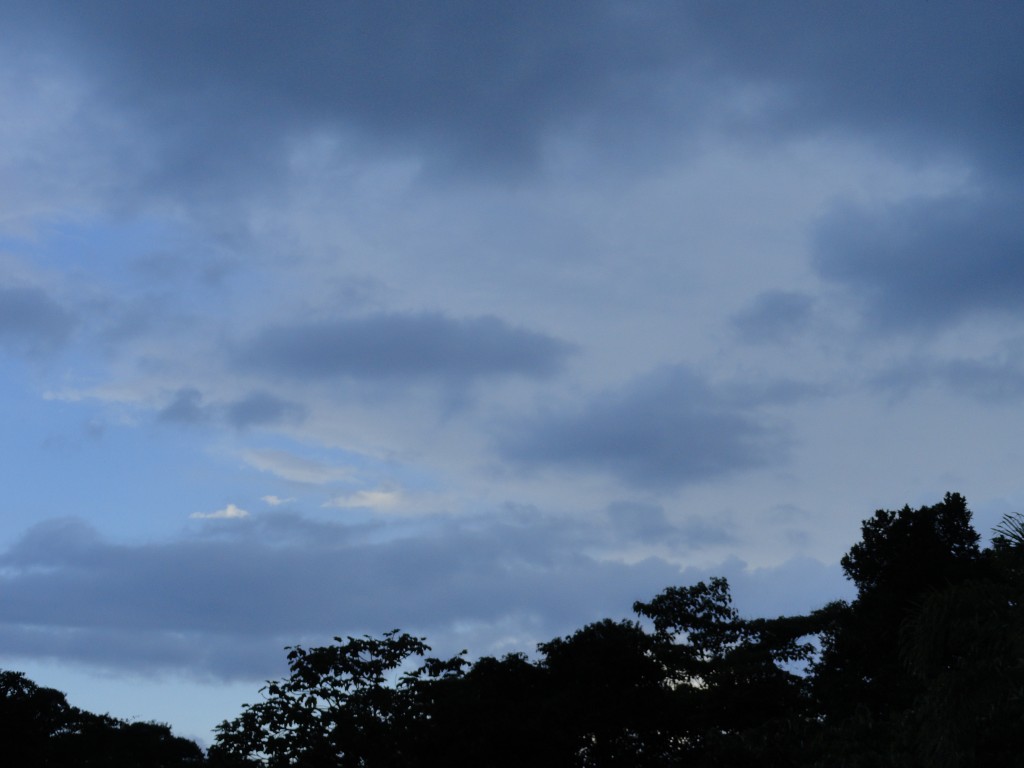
[242, 450, 352, 485]
[190, 503, 249, 520]
[323, 489, 401, 510]
[261, 495, 293, 506]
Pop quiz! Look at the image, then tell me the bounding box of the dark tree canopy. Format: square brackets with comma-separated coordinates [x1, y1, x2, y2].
[840, 492, 981, 595]
[0, 671, 205, 768]
[208, 494, 1024, 768]
[814, 493, 988, 728]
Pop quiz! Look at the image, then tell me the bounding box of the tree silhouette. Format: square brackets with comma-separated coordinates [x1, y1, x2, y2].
[895, 512, 1024, 766]
[536, 618, 675, 766]
[0, 670, 205, 767]
[807, 493, 992, 765]
[634, 578, 826, 765]
[208, 493, 1022, 767]
[209, 629, 466, 767]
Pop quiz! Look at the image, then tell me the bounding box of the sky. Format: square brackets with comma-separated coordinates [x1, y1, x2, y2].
[2, 0, 1023, 745]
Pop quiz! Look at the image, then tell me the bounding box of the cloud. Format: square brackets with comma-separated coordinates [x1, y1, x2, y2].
[261, 495, 293, 507]
[0, 0, 1018, 718]
[190, 504, 249, 520]
[872, 352, 1024, 403]
[158, 388, 306, 429]
[237, 312, 574, 383]
[606, 501, 676, 544]
[0, 514, 678, 677]
[158, 388, 209, 425]
[224, 391, 307, 429]
[732, 290, 814, 344]
[5, 1, 712, 186]
[323, 489, 401, 511]
[242, 450, 352, 485]
[0, 285, 75, 356]
[4, 2, 1021, 205]
[607, 501, 735, 549]
[0, 513, 843, 680]
[686, 3, 1024, 177]
[814, 191, 1024, 332]
[499, 365, 786, 489]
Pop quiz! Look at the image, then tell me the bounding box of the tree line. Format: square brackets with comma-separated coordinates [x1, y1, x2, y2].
[5, 493, 1023, 765]
[0, 669, 205, 767]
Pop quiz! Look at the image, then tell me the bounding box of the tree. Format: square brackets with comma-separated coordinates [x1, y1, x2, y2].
[208, 493, 1020, 767]
[0, 670, 78, 767]
[840, 492, 981, 597]
[537, 618, 675, 766]
[895, 512, 1024, 767]
[0, 670, 205, 768]
[413, 651, 556, 767]
[209, 630, 466, 767]
[809, 493, 988, 766]
[634, 578, 824, 766]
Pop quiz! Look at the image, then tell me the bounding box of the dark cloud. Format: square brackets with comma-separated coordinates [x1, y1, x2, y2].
[0, 624, 286, 683]
[687, 3, 1024, 178]
[0, 512, 842, 680]
[159, 388, 307, 428]
[158, 388, 209, 425]
[873, 353, 1024, 403]
[499, 366, 786, 489]
[607, 501, 735, 549]
[0, 514, 680, 678]
[607, 501, 676, 544]
[8, 0, 691, 186]
[720, 378, 828, 408]
[11, 2, 1019, 191]
[238, 312, 573, 383]
[814, 192, 1024, 332]
[224, 392, 307, 429]
[0, 286, 75, 356]
[732, 291, 814, 344]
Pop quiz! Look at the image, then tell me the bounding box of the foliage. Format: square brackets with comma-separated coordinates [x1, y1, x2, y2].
[896, 512, 1024, 767]
[214, 580, 828, 766]
[813, 493, 986, 724]
[208, 493, 1018, 767]
[209, 629, 466, 767]
[0, 670, 205, 767]
[212, 493, 1024, 766]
